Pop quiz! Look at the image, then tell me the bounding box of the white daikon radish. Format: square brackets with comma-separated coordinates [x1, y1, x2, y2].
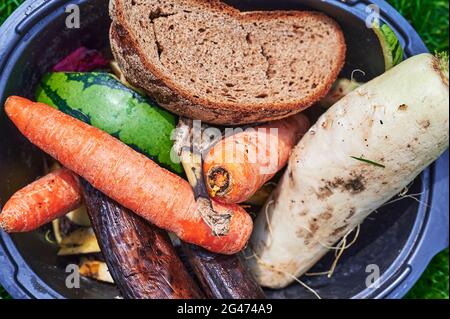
[248, 53, 449, 289]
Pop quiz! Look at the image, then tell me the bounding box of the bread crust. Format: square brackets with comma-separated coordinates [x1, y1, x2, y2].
[110, 0, 346, 125]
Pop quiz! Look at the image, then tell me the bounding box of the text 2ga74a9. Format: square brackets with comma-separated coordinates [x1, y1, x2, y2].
[177, 303, 273, 316]
[221, 303, 273, 315]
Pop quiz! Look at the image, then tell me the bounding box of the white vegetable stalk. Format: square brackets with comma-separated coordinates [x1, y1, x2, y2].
[247, 53, 449, 289]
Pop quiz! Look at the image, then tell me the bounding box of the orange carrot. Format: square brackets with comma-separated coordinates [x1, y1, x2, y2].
[204, 113, 310, 204]
[4, 96, 252, 255]
[0, 168, 81, 232]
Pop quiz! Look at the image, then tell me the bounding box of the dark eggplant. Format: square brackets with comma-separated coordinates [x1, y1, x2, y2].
[182, 244, 265, 299]
[81, 180, 204, 299]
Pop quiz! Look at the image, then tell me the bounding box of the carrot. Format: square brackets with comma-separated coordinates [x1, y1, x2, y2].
[4, 96, 252, 254]
[0, 168, 81, 232]
[204, 113, 310, 204]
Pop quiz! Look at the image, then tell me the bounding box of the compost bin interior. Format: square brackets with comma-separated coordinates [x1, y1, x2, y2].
[0, 0, 424, 299]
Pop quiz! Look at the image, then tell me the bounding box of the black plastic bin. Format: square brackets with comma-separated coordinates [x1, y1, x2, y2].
[0, 0, 448, 299]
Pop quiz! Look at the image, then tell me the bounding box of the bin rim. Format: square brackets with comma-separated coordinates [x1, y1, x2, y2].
[0, 0, 448, 299]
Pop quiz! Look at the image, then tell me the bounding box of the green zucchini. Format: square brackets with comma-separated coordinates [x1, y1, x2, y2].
[36, 72, 182, 174]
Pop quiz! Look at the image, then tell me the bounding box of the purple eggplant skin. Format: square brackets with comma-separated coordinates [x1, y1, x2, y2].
[81, 181, 204, 299]
[182, 244, 266, 299]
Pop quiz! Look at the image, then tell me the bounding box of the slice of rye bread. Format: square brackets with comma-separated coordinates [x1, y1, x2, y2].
[109, 0, 346, 125]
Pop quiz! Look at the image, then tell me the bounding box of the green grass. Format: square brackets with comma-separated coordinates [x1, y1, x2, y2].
[0, 287, 11, 300]
[0, 0, 22, 25]
[387, 0, 449, 52]
[406, 249, 449, 299]
[0, 0, 448, 300]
